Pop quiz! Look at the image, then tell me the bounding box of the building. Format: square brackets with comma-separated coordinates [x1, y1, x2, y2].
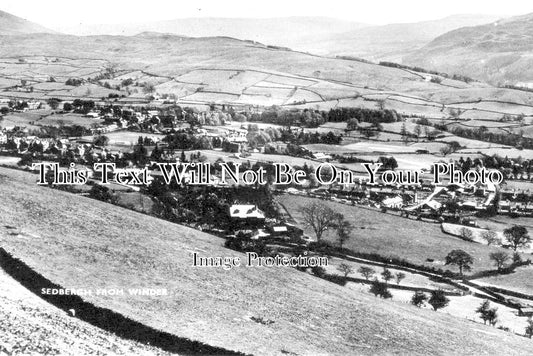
[229, 204, 265, 229]
[519, 307, 533, 317]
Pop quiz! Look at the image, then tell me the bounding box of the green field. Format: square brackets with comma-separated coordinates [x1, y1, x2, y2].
[278, 194, 513, 273]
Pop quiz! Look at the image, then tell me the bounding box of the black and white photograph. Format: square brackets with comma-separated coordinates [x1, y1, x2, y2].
[2, 0, 533, 354]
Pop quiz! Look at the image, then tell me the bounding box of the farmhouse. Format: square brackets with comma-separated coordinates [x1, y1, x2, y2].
[229, 204, 265, 229]
[230, 204, 265, 220]
[313, 152, 332, 161]
[382, 195, 403, 209]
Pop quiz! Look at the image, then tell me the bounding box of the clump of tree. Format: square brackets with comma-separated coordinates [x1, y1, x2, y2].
[428, 290, 450, 311]
[476, 300, 498, 326]
[65, 78, 83, 86]
[327, 107, 400, 124]
[46, 98, 62, 110]
[89, 184, 116, 203]
[259, 107, 325, 128]
[411, 291, 428, 307]
[93, 135, 109, 147]
[445, 249, 473, 277]
[369, 279, 392, 299]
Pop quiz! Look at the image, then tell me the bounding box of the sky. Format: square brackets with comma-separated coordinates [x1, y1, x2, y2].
[2, 0, 533, 28]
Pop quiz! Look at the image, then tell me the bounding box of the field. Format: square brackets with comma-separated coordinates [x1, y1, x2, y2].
[277, 194, 513, 273]
[475, 266, 533, 295]
[2, 33, 533, 122]
[1, 167, 532, 354]
[81, 131, 165, 146]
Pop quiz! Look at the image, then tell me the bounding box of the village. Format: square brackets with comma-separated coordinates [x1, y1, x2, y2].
[4, 94, 533, 337]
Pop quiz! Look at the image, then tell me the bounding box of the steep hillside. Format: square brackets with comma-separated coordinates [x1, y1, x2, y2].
[404, 13, 533, 85]
[0, 10, 55, 35]
[1, 167, 532, 355]
[0, 268, 170, 355]
[301, 14, 500, 61]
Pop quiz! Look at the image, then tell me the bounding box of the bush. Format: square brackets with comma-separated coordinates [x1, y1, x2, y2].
[369, 279, 392, 299]
[311, 266, 326, 277]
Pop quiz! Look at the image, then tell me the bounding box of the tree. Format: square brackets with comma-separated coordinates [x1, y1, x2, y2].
[459, 227, 474, 241]
[476, 300, 498, 326]
[448, 108, 462, 120]
[381, 268, 393, 284]
[525, 318, 533, 338]
[311, 266, 326, 278]
[89, 185, 114, 203]
[445, 249, 473, 277]
[336, 218, 353, 249]
[414, 124, 422, 141]
[358, 266, 375, 280]
[481, 230, 498, 246]
[489, 251, 510, 272]
[346, 118, 359, 132]
[400, 123, 409, 144]
[411, 291, 427, 307]
[63, 102, 73, 111]
[369, 279, 392, 299]
[46, 98, 61, 110]
[337, 263, 354, 278]
[93, 135, 109, 147]
[395, 272, 406, 285]
[299, 202, 341, 241]
[428, 290, 449, 311]
[476, 300, 491, 324]
[503, 225, 530, 251]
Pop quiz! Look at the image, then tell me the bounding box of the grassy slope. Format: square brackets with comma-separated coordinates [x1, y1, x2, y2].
[475, 265, 533, 295]
[1, 167, 532, 355]
[278, 195, 513, 273]
[0, 269, 169, 355]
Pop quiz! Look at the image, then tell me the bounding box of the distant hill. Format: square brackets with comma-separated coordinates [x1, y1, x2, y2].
[56, 16, 368, 49]
[55, 15, 500, 62]
[298, 14, 501, 61]
[404, 13, 533, 85]
[0, 10, 55, 35]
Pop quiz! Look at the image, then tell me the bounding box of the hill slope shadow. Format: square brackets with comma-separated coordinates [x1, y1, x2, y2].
[0, 248, 246, 356]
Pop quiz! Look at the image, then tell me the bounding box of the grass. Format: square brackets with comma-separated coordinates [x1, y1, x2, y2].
[1, 166, 532, 354]
[475, 266, 533, 295]
[0, 269, 169, 355]
[277, 194, 514, 273]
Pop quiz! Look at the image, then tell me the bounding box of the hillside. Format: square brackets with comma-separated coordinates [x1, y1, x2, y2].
[300, 14, 501, 61]
[404, 13, 533, 85]
[0, 269, 170, 355]
[4, 32, 533, 120]
[0, 10, 55, 35]
[1, 167, 533, 354]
